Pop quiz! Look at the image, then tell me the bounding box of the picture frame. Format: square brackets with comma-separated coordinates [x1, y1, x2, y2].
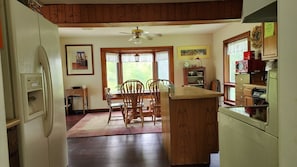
[177, 45, 210, 60]
[65, 44, 94, 75]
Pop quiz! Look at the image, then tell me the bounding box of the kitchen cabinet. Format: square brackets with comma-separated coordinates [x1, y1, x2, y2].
[235, 74, 250, 106]
[183, 67, 205, 88]
[262, 22, 277, 60]
[6, 119, 21, 167]
[236, 72, 266, 106]
[161, 87, 223, 166]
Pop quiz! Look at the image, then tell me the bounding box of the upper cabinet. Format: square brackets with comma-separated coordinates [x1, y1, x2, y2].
[262, 22, 278, 60]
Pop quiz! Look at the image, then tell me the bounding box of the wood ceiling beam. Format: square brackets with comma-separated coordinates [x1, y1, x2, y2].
[40, 0, 243, 27]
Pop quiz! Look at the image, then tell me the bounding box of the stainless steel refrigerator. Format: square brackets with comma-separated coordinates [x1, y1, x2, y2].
[1, 0, 68, 166]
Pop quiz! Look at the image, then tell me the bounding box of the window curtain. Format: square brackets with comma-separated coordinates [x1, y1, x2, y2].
[106, 53, 119, 62]
[227, 38, 248, 56]
[156, 51, 168, 61]
[121, 53, 153, 62]
[156, 51, 169, 80]
[227, 38, 248, 82]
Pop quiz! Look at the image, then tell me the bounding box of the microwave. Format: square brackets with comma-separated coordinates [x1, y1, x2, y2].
[236, 59, 265, 73]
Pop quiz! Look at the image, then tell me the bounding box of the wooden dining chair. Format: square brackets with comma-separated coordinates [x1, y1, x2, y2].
[120, 80, 153, 127]
[105, 87, 124, 124]
[145, 79, 155, 90]
[148, 79, 173, 124]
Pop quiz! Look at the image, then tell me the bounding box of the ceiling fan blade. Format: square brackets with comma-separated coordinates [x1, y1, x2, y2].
[120, 32, 132, 35]
[154, 33, 162, 37]
[143, 32, 162, 37]
[142, 35, 153, 40]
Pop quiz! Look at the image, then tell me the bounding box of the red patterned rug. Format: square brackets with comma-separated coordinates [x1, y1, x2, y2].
[67, 111, 162, 138]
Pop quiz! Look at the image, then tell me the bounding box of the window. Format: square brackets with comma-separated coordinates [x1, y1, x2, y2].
[156, 51, 170, 80]
[121, 53, 153, 85]
[101, 46, 174, 94]
[106, 53, 119, 90]
[223, 32, 250, 105]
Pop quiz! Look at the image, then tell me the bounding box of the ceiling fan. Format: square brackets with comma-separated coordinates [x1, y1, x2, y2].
[121, 26, 162, 44]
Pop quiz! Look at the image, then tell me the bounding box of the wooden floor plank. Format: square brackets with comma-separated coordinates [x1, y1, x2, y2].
[66, 113, 220, 167]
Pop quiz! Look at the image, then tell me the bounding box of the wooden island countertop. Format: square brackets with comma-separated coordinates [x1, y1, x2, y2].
[169, 86, 223, 100]
[161, 86, 223, 166]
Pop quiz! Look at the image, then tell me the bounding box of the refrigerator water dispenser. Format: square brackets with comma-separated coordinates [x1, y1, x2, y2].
[21, 73, 45, 122]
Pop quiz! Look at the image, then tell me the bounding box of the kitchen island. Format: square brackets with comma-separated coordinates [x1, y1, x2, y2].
[161, 86, 223, 166]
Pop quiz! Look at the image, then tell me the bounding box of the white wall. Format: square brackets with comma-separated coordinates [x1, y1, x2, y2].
[60, 33, 214, 110]
[212, 22, 261, 90]
[278, 0, 297, 166]
[212, 22, 260, 104]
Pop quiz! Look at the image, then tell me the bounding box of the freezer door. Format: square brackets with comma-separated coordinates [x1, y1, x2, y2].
[6, 1, 50, 167]
[38, 14, 68, 167]
[5, 0, 67, 167]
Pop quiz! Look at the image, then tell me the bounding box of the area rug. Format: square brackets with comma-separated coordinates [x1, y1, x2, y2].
[67, 111, 162, 138]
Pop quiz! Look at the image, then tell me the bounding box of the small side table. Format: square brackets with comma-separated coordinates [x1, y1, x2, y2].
[64, 88, 88, 114]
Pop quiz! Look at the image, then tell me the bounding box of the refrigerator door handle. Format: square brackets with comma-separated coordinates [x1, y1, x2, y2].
[38, 46, 54, 137]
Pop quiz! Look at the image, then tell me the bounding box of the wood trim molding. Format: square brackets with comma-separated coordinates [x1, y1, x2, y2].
[223, 31, 250, 105]
[100, 46, 174, 100]
[40, 1, 243, 26]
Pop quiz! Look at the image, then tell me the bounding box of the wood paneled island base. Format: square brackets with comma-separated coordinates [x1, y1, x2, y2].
[161, 86, 223, 166]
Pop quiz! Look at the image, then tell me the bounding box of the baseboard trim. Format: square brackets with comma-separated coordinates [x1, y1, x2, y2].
[69, 108, 108, 114]
[87, 108, 109, 113]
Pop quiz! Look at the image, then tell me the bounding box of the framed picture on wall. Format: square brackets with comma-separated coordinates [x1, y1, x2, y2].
[177, 45, 210, 60]
[65, 44, 94, 75]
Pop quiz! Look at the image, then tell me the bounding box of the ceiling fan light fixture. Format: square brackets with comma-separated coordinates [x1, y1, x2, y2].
[132, 37, 142, 45]
[124, 26, 162, 44]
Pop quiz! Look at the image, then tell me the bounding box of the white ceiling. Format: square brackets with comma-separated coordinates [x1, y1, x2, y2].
[58, 23, 229, 37]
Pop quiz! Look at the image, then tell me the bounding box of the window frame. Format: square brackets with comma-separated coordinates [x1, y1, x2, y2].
[101, 46, 174, 99]
[223, 31, 250, 105]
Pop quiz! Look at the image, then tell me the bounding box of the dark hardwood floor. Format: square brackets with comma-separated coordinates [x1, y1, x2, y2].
[66, 113, 220, 167]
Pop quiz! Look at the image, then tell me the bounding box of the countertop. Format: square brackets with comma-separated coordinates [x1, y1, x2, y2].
[218, 106, 268, 130]
[169, 86, 223, 100]
[243, 83, 266, 89]
[6, 119, 21, 129]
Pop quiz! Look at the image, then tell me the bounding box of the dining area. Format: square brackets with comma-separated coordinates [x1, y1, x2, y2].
[105, 79, 173, 128]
